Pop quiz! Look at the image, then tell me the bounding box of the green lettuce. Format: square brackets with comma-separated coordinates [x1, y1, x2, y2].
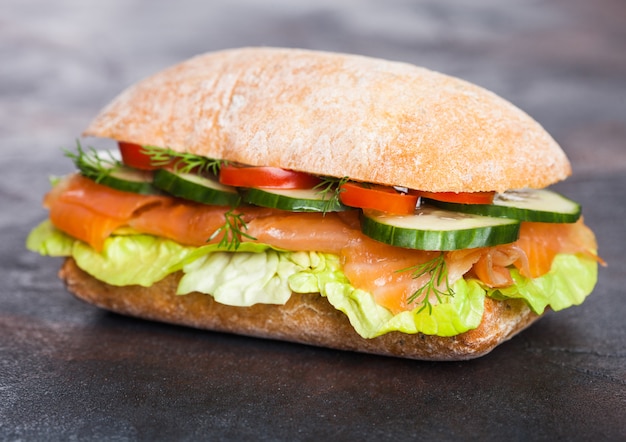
[317, 275, 487, 338]
[487, 253, 598, 314]
[26, 220, 598, 339]
[26, 219, 75, 256]
[176, 251, 488, 337]
[27, 220, 194, 286]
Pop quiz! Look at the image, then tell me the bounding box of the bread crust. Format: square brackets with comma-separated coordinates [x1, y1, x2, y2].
[85, 47, 570, 193]
[59, 258, 539, 361]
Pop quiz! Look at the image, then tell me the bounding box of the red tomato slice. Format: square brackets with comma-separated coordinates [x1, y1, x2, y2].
[219, 165, 322, 189]
[339, 182, 418, 214]
[118, 142, 162, 170]
[417, 191, 495, 205]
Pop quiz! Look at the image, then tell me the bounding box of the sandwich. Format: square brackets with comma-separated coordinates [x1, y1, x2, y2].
[26, 47, 601, 360]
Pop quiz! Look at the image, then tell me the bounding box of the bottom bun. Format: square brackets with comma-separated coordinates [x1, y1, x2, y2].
[59, 258, 540, 361]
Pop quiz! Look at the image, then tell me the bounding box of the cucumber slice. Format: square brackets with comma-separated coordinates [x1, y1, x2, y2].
[73, 148, 159, 195]
[361, 206, 520, 250]
[97, 167, 159, 195]
[426, 189, 581, 223]
[153, 169, 241, 206]
[242, 187, 350, 212]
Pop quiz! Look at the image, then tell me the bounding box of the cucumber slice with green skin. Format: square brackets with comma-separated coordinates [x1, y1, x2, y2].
[361, 206, 521, 251]
[242, 187, 351, 212]
[72, 147, 160, 195]
[82, 167, 159, 195]
[101, 167, 159, 195]
[426, 189, 581, 223]
[153, 169, 241, 206]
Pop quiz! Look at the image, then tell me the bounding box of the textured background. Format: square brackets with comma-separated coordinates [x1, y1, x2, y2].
[2, 1, 625, 440]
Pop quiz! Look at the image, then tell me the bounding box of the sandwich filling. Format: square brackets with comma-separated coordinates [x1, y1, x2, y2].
[27, 143, 600, 339]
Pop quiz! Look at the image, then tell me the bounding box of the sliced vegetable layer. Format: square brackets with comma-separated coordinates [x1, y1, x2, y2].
[153, 169, 241, 206]
[339, 182, 419, 214]
[219, 165, 322, 189]
[65, 143, 590, 254]
[361, 206, 521, 251]
[70, 145, 159, 195]
[95, 167, 158, 195]
[242, 187, 350, 212]
[426, 189, 581, 223]
[118, 142, 161, 170]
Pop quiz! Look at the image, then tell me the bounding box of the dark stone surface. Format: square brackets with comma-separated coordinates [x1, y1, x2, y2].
[1, 0, 625, 440]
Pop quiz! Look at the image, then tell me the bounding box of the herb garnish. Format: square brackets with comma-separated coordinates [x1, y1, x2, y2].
[140, 145, 228, 175]
[142, 148, 248, 248]
[208, 209, 256, 250]
[313, 176, 349, 213]
[399, 253, 455, 314]
[64, 142, 123, 182]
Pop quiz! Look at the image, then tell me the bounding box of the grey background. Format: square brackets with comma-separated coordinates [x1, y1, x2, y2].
[2, 1, 625, 440]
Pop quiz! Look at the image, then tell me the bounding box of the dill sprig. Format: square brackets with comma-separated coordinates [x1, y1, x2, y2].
[64, 141, 122, 182]
[208, 209, 256, 250]
[313, 176, 349, 213]
[399, 253, 455, 314]
[140, 145, 228, 175]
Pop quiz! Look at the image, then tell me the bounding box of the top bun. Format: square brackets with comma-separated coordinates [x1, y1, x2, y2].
[85, 47, 570, 192]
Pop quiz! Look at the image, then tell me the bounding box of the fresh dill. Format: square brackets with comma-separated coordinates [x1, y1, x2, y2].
[64, 141, 122, 182]
[140, 145, 227, 175]
[313, 176, 349, 213]
[399, 253, 455, 314]
[208, 209, 256, 250]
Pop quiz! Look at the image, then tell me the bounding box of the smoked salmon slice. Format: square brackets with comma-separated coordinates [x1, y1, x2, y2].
[45, 174, 171, 218]
[341, 236, 440, 313]
[130, 202, 279, 247]
[513, 220, 599, 278]
[246, 211, 362, 254]
[45, 174, 172, 251]
[49, 200, 127, 252]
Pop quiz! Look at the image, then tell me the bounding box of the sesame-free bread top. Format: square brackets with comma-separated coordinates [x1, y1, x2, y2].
[85, 47, 570, 193]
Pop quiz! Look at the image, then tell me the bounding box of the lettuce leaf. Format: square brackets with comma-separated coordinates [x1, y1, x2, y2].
[26, 220, 74, 256]
[178, 250, 301, 306]
[72, 235, 194, 287]
[26, 220, 194, 287]
[488, 253, 598, 314]
[181, 247, 485, 337]
[322, 277, 486, 338]
[283, 253, 486, 337]
[26, 220, 598, 338]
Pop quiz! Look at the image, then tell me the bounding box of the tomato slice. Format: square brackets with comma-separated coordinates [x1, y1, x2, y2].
[339, 182, 418, 214]
[219, 165, 322, 189]
[118, 142, 163, 170]
[417, 191, 495, 205]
